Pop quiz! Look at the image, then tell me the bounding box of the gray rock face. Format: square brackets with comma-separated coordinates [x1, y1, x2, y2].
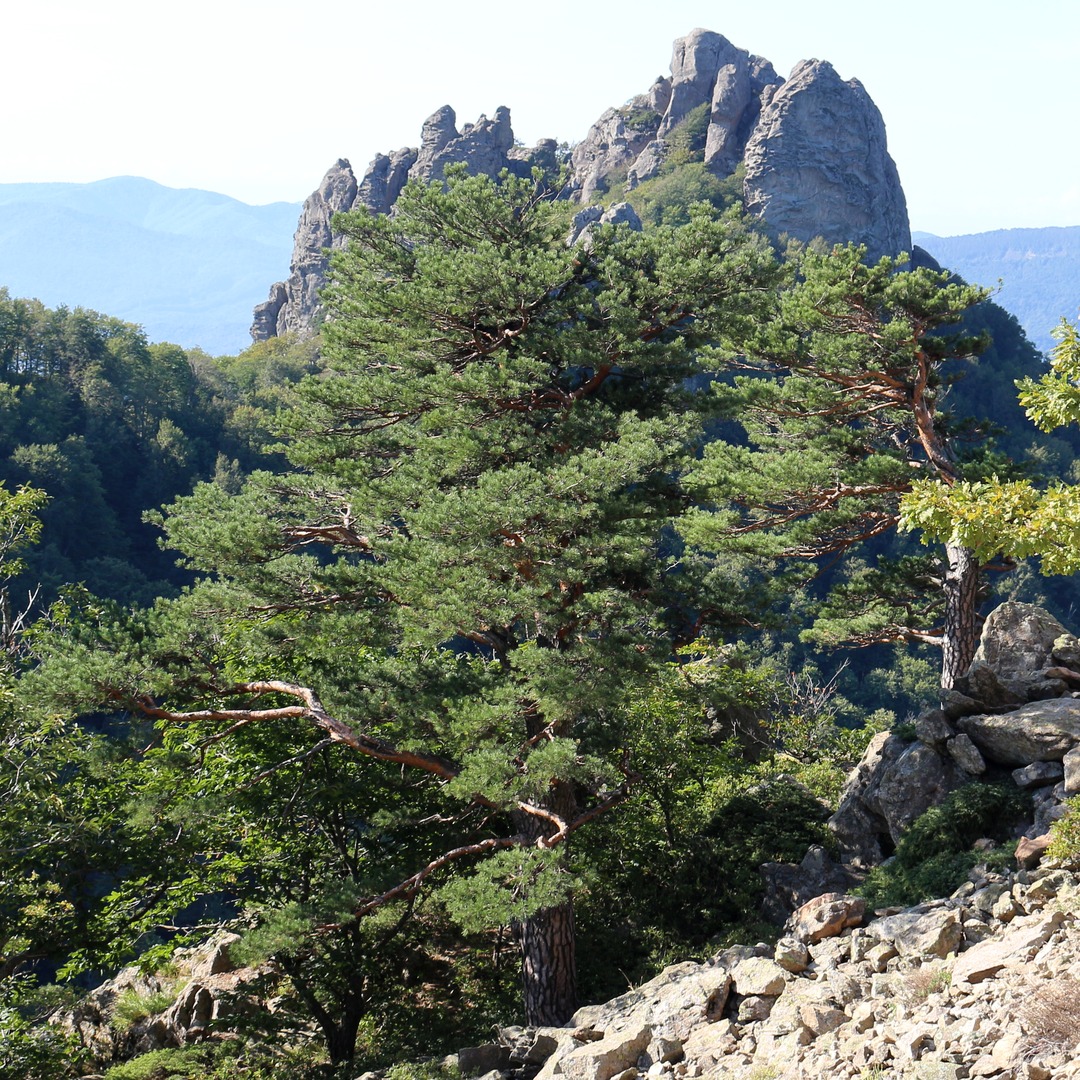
[830, 602, 1080, 868]
[829, 732, 966, 863]
[658, 29, 780, 177]
[568, 201, 644, 249]
[743, 59, 910, 262]
[571, 29, 781, 204]
[959, 698, 1080, 765]
[969, 601, 1077, 682]
[570, 106, 658, 206]
[409, 105, 515, 184]
[250, 159, 357, 341]
[254, 29, 912, 343]
[356, 147, 418, 216]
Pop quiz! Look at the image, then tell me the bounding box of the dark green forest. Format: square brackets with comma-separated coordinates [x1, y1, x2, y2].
[1, 164, 1075, 1080]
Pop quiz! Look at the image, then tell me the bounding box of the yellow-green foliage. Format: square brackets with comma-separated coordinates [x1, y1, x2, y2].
[109, 986, 179, 1033]
[1048, 797, 1080, 861]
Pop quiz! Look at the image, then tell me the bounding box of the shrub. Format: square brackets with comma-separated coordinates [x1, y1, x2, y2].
[899, 963, 951, 1004]
[0, 977, 88, 1080]
[109, 986, 178, 1032]
[620, 105, 660, 132]
[857, 782, 1027, 908]
[1047, 797, 1080, 862]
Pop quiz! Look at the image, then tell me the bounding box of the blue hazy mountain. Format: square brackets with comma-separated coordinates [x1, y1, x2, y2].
[1, 176, 1074, 359]
[914, 227, 1080, 356]
[0, 177, 300, 355]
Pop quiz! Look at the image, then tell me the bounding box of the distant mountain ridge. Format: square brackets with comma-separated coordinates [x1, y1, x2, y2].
[0, 183, 1074, 363]
[914, 226, 1080, 355]
[0, 177, 299, 355]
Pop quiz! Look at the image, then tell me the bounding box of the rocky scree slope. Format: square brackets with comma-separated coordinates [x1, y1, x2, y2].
[66, 602, 1080, 1079]
[252, 27, 911, 342]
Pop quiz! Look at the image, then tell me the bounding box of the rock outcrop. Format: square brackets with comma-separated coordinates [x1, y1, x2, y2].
[252, 27, 912, 344]
[251, 109, 558, 341]
[831, 602, 1080, 867]
[570, 30, 781, 205]
[742, 59, 911, 262]
[251, 159, 357, 340]
[58, 933, 264, 1063]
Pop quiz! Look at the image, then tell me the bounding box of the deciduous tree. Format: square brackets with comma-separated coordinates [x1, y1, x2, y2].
[902, 313, 1080, 572]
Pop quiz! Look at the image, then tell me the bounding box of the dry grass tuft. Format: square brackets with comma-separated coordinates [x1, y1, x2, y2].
[1019, 976, 1080, 1057]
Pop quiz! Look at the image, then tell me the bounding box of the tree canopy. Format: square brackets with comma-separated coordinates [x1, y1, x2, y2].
[902, 313, 1080, 572]
[680, 245, 994, 687]
[28, 170, 784, 1054]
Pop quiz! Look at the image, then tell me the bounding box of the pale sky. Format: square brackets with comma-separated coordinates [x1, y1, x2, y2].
[4, 0, 1077, 237]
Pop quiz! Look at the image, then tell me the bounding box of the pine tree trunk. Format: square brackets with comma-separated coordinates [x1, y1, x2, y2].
[941, 542, 980, 691]
[512, 776, 579, 1026]
[517, 897, 578, 1025]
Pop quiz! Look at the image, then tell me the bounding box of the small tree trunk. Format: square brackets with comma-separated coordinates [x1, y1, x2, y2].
[941, 542, 980, 691]
[518, 898, 577, 1025]
[285, 962, 365, 1065]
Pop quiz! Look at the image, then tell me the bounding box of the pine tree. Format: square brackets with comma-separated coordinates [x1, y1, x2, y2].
[681, 244, 992, 689]
[33, 171, 779, 1047]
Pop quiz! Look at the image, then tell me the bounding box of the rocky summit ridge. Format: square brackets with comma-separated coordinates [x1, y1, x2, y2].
[251, 28, 911, 343]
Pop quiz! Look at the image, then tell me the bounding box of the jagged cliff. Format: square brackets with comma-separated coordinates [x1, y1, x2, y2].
[252, 28, 911, 343]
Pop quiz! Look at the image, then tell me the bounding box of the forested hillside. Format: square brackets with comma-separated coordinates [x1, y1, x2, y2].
[915, 226, 1080, 355]
[2, 158, 1079, 1079]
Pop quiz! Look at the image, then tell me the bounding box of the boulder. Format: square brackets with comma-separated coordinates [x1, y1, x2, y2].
[730, 957, 787, 997]
[828, 731, 906, 863]
[969, 602, 1075, 682]
[458, 1044, 511, 1076]
[1064, 744, 1080, 794]
[568, 202, 643, 249]
[915, 708, 955, 751]
[868, 906, 963, 959]
[788, 892, 866, 944]
[951, 910, 1064, 984]
[1012, 761, 1065, 789]
[557, 1023, 652, 1080]
[570, 961, 731, 1044]
[759, 844, 862, 924]
[963, 661, 1027, 710]
[958, 697, 1080, 765]
[948, 732, 987, 776]
[874, 740, 967, 841]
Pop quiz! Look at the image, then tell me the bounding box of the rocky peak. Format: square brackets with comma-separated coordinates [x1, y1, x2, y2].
[355, 146, 418, 216]
[570, 29, 781, 204]
[418, 104, 458, 162]
[252, 109, 551, 342]
[660, 28, 781, 177]
[411, 104, 516, 183]
[253, 29, 913, 344]
[250, 158, 357, 340]
[743, 58, 911, 262]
